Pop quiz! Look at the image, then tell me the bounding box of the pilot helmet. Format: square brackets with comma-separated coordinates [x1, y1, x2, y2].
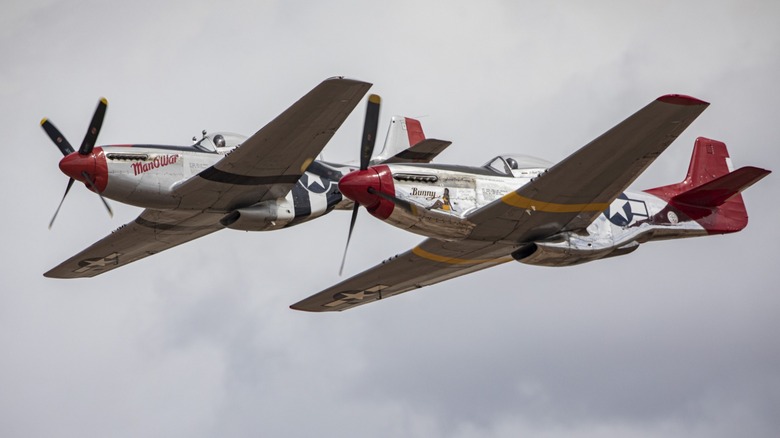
[213, 134, 226, 148]
[506, 157, 518, 170]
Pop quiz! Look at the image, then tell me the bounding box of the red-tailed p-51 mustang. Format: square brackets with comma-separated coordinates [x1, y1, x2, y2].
[292, 94, 770, 312]
[42, 77, 452, 278]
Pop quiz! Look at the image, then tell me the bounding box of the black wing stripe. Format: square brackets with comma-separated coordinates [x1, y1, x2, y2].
[135, 217, 219, 232]
[198, 167, 302, 186]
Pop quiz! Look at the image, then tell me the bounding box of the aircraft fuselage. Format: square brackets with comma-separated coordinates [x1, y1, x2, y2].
[340, 157, 723, 267]
[62, 139, 348, 230]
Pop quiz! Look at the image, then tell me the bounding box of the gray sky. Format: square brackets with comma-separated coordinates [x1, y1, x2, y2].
[2, 1, 779, 437]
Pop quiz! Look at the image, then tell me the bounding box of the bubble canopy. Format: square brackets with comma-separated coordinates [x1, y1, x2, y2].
[482, 154, 552, 175]
[193, 132, 246, 153]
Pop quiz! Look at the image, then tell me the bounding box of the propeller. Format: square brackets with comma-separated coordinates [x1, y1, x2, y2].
[338, 94, 381, 275]
[48, 177, 75, 229]
[81, 171, 114, 218]
[42, 98, 113, 228]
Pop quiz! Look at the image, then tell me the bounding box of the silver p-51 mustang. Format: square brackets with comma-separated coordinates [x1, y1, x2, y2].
[42, 77, 450, 278]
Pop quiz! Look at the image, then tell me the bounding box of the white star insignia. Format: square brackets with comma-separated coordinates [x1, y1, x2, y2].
[608, 198, 629, 221]
[341, 291, 371, 301]
[74, 252, 121, 273]
[306, 174, 325, 190]
[323, 285, 389, 308]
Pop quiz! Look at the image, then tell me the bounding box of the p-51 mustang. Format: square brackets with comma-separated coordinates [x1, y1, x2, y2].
[292, 94, 770, 312]
[42, 77, 451, 278]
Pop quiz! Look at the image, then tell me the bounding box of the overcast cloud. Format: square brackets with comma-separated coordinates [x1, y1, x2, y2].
[1, 1, 779, 437]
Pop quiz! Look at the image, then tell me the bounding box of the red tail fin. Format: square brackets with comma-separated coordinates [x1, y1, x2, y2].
[645, 137, 770, 234]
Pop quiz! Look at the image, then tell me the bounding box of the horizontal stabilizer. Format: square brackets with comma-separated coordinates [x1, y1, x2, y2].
[672, 166, 770, 208]
[380, 138, 452, 164]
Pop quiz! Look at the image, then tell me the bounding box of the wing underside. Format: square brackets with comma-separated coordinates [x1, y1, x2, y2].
[291, 238, 515, 312]
[45, 209, 225, 278]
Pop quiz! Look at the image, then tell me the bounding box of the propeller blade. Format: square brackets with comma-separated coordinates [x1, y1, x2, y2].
[79, 97, 108, 155]
[338, 204, 360, 276]
[337, 94, 381, 275]
[360, 94, 381, 170]
[40, 118, 75, 156]
[81, 171, 114, 218]
[48, 178, 75, 229]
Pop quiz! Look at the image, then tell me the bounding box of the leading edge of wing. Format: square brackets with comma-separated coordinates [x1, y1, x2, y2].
[467, 94, 710, 243]
[174, 77, 373, 210]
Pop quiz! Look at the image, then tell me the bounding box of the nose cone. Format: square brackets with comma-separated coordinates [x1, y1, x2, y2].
[338, 168, 381, 209]
[58, 148, 108, 193]
[59, 152, 96, 181]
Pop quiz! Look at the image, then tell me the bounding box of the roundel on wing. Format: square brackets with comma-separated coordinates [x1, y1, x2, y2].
[299, 173, 331, 194]
[604, 193, 633, 226]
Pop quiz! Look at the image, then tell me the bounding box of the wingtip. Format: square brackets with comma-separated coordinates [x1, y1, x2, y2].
[324, 76, 373, 87]
[745, 166, 772, 177]
[289, 303, 316, 313]
[657, 94, 710, 106]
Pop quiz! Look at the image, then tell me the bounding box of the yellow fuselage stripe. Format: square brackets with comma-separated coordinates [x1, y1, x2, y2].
[501, 192, 609, 213]
[412, 246, 513, 265]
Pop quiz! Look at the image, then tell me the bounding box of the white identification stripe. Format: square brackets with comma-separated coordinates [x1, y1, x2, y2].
[309, 190, 328, 217]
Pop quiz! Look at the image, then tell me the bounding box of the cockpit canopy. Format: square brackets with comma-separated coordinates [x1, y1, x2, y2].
[193, 132, 246, 153]
[482, 154, 552, 176]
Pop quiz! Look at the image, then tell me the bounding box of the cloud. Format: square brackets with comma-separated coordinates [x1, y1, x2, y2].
[1, 0, 779, 437]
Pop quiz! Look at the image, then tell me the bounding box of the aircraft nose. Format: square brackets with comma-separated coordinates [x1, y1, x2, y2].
[59, 152, 96, 181]
[58, 149, 108, 193]
[338, 168, 382, 209]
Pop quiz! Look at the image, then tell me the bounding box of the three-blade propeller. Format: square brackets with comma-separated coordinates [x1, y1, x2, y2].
[339, 94, 381, 275]
[42, 98, 113, 229]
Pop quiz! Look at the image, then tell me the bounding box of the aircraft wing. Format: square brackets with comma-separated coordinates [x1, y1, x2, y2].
[467, 94, 710, 243]
[291, 238, 516, 312]
[293, 94, 711, 312]
[174, 77, 372, 210]
[45, 209, 225, 278]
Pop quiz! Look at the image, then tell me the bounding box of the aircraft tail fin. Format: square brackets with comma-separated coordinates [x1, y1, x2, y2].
[372, 116, 426, 162]
[644, 137, 770, 234]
